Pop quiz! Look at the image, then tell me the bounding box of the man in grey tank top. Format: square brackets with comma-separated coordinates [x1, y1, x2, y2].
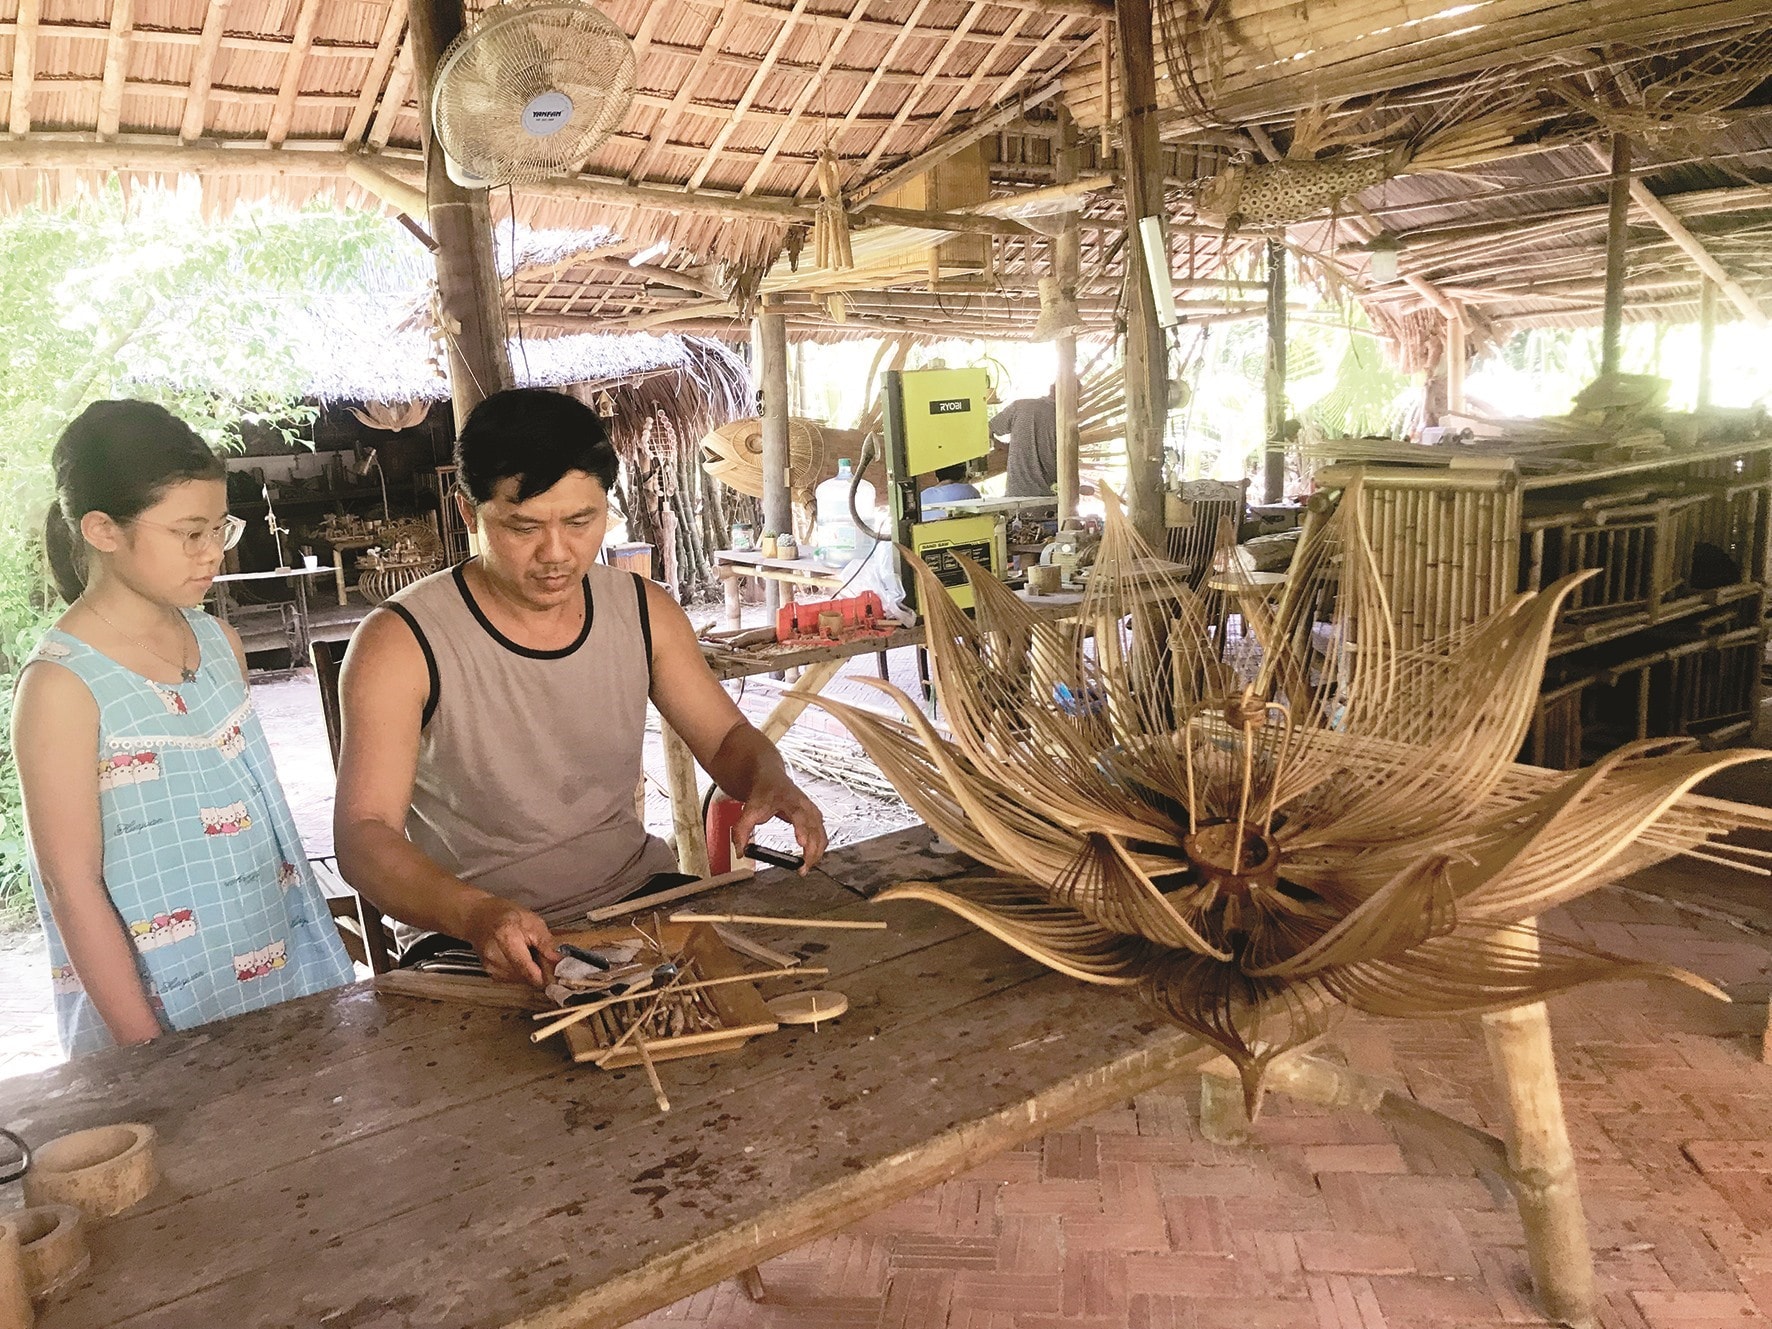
[333, 389, 827, 987]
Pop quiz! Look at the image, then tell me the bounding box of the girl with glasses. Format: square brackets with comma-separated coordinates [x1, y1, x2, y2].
[12, 399, 354, 1057]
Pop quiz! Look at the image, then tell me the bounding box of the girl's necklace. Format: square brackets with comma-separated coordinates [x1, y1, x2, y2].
[80, 599, 198, 684]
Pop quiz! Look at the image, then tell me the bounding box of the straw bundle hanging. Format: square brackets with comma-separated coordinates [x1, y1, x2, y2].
[810, 481, 1772, 1113]
[813, 149, 854, 273]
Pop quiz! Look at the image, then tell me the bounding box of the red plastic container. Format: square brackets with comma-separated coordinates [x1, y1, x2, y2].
[704, 791, 743, 874]
[774, 590, 889, 643]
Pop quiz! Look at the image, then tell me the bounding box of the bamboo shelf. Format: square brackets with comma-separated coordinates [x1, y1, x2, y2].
[1323, 439, 1772, 768]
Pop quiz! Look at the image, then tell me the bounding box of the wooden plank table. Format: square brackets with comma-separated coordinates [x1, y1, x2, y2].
[0, 830, 1221, 1329]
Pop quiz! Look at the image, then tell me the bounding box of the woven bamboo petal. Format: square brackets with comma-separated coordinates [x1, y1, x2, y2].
[1240, 853, 1455, 979]
[1055, 834, 1233, 958]
[811, 693, 1083, 875]
[873, 879, 1157, 985]
[1443, 740, 1772, 922]
[1139, 952, 1339, 1114]
[1317, 928, 1727, 1018]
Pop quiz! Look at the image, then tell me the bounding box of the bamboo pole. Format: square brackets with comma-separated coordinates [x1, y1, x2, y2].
[755, 304, 792, 617]
[660, 723, 712, 879]
[1446, 309, 1467, 417]
[408, 0, 509, 428]
[1116, 0, 1167, 546]
[1600, 136, 1632, 380]
[1697, 278, 1717, 409]
[1263, 238, 1287, 503]
[1483, 985, 1598, 1328]
[1586, 145, 1769, 329]
[1055, 104, 1083, 522]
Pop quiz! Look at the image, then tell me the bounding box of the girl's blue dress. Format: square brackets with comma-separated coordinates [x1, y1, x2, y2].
[24, 609, 355, 1056]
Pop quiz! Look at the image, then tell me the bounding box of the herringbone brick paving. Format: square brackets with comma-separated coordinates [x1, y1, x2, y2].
[627, 856, 1772, 1329]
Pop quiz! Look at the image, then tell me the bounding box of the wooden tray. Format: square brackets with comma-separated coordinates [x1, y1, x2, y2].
[550, 922, 779, 1069]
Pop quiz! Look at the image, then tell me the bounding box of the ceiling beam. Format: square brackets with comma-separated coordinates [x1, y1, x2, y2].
[95, 0, 135, 138]
[179, 0, 230, 141]
[828, 4, 986, 197]
[8, 0, 39, 135]
[344, 0, 406, 148]
[366, 36, 412, 150]
[855, 80, 1063, 204]
[626, 1, 749, 185]
[684, 0, 810, 193]
[267, 0, 322, 147]
[1584, 142, 1768, 328]
[736, 0, 874, 198]
[0, 139, 1039, 237]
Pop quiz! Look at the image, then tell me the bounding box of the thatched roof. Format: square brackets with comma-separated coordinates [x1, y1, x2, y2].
[0, 0, 1768, 349]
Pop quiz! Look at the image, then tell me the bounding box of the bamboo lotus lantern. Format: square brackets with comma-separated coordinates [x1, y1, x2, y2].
[814, 484, 1771, 1111]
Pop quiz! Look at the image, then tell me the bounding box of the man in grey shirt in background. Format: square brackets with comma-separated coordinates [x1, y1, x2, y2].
[991, 386, 1059, 499]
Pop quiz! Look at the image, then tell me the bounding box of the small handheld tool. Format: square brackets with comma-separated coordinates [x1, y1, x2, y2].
[743, 842, 806, 871]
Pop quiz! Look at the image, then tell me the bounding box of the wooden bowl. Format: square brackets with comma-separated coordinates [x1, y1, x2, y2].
[23, 1123, 158, 1219]
[5, 1207, 87, 1303]
[0, 1220, 30, 1329]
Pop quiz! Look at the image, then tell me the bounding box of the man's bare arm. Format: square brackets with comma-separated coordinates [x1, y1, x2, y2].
[643, 581, 827, 868]
[332, 610, 559, 985]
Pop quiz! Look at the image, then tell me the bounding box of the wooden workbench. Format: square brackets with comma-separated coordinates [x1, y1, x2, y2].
[0, 830, 1221, 1329]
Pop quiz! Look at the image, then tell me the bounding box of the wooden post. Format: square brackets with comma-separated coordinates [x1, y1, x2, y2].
[407, 0, 510, 430]
[1263, 239, 1287, 503]
[1116, 0, 1167, 546]
[1697, 277, 1716, 409]
[1054, 104, 1082, 522]
[1482, 921, 1597, 1329]
[755, 305, 792, 618]
[1600, 135, 1631, 380]
[1447, 307, 1467, 416]
[660, 723, 712, 879]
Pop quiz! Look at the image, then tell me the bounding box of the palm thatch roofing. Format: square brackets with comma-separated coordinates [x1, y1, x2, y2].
[0, 0, 1767, 359]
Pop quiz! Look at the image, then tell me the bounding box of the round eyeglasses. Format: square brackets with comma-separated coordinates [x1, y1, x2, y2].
[131, 514, 248, 556]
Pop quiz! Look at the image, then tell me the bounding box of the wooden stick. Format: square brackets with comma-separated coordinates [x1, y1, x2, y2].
[669, 913, 889, 930]
[584, 869, 754, 922]
[714, 924, 801, 969]
[631, 1030, 671, 1112]
[530, 965, 828, 1040]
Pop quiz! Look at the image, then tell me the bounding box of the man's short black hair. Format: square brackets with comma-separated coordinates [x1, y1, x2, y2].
[455, 388, 619, 504]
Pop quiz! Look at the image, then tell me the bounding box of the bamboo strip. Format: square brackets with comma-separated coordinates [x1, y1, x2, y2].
[669, 913, 888, 930]
[584, 869, 754, 922]
[631, 1030, 671, 1112]
[531, 964, 824, 1029]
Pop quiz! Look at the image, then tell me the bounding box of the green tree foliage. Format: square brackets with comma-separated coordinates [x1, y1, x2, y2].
[0, 185, 397, 915]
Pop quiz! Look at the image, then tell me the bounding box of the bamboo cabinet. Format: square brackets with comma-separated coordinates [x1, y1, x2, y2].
[1321, 440, 1772, 768]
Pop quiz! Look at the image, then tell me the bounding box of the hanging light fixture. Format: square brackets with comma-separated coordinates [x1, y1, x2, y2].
[1365, 232, 1402, 284]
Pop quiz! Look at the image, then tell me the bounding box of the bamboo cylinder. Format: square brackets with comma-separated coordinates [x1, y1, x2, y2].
[659, 724, 711, 879]
[0, 1221, 29, 1329]
[1482, 973, 1597, 1329]
[23, 1124, 157, 1220]
[8, 1207, 86, 1304]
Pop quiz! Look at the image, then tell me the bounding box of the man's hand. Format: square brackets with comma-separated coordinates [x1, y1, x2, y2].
[460, 896, 561, 987]
[734, 768, 828, 873]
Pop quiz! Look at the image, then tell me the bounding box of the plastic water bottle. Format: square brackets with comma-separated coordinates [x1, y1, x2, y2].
[813, 458, 877, 564]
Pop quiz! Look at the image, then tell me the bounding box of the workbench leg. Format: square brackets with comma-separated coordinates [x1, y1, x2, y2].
[1483, 1000, 1597, 1329]
[722, 565, 742, 631]
[759, 658, 845, 744]
[334, 550, 349, 607]
[661, 721, 711, 879]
